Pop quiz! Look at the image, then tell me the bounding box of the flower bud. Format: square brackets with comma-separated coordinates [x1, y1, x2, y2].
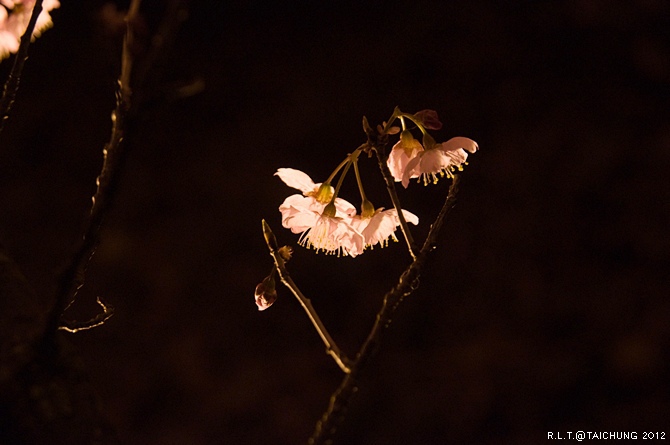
[255, 274, 277, 311]
[413, 109, 443, 130]
[262, 219, 278, 251]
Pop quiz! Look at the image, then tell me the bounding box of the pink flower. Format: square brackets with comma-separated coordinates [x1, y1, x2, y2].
[275, 168, 320, 195]
[277, 169, 364, 257]
[275, 168, 356, 216]
[298, 212, 365, 257]
[350, 208, 419, 249]
[401, 137, 478, 188]
[387, 130, 424, 183]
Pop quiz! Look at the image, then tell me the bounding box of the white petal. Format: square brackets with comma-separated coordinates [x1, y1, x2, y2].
[399, 209, 419, 225]
[402, 156, 421, 188]
[440, 137, 478, 154]
[275, 168, 317, 193]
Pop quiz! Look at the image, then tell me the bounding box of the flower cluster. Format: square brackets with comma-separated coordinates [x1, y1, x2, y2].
[386, 109, 478, 188]
[273, 109, 478, 258]
[277, 168, 418, 257]
[0, 0, 60, 61]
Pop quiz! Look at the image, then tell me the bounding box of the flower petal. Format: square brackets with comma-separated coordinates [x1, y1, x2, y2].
[275, 168, 317, 193]
[440, 137, 478, 154]
[402, 155, 422, 188]
[279, 195, 321, 233]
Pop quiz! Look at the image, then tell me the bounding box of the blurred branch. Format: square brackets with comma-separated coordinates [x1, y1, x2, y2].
[0, 0, 45, 134]
[58, 297, 115, 333]
[309, 175, 461, 445]
[42, 0, 144, 342]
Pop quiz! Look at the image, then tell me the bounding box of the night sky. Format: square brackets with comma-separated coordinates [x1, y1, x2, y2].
[0, 1, 668, 444]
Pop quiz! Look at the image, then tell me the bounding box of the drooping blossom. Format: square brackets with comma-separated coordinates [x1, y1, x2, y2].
[350, 208, 419, 249]
[387, 130, 424, 183]
[388, 134, 478, 188]
[275, 168, 357, 217]
[299, 210, 365, 257]
[401, 137, 478, 187]
[277, 169, 364, 257]
[0, 0, 60, 61]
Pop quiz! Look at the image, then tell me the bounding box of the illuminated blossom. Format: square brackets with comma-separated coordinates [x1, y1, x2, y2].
[0, 0, 60, 60]
[392, 136, 478, 188]
[275, 168, 357, 217]
[351, 208, 419, 249]
[278, 195, 363, 256]
[300, 212, 365, 257]
[387, 130, 424, 183]
[277, 169, 364, 257]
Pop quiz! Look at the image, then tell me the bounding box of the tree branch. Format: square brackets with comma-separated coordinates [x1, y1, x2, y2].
[309, 175, 461, 444]
[40, 0, 143, 343]
[262, 221, 353, 374]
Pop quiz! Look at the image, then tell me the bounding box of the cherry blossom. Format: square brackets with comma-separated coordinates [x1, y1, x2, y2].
[298, 211, 365, 257]
[277, 169, 364, 257]
[387, 130, 424, 183]
[351, 208, 419, 249]
[275, 168, 357, 216]
[402, 136, 478, 187]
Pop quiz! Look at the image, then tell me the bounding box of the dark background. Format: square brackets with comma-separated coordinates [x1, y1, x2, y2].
[0, 0, 668, 443]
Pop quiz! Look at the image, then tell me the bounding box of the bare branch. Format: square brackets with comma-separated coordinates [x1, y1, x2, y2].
[262, 221, 353, 374]
[40, 2, 143, 342]
[309, 175, 461, 444]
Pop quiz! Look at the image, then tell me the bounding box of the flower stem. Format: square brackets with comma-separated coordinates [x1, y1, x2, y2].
[326, 156, 351, 184]
[398, 112, 427, 135]
[352, 157, 367, 203]
[329, 150, 359, 206]
[262, 221, 353, 374]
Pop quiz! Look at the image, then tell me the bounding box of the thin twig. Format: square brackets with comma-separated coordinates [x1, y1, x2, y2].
[0, 0, 45, 134]
[263, 221, 353, 374]
[309, 175, 461, 445]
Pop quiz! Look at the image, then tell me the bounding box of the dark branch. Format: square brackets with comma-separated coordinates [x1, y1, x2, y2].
[40, 0, 143, 344]
[58, 297, 115, 333]
[309, 175, 461, 445]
